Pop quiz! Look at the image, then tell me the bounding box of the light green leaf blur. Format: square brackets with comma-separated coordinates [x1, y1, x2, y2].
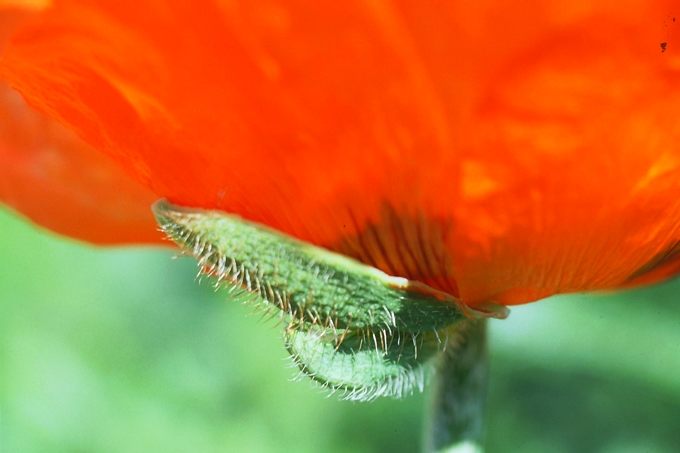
[1, 207, 679, 453]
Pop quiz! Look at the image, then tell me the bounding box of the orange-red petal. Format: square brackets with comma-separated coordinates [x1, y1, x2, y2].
[1, 1, 679, 304]
[0, 83, 161, 243]
[0, 4, 160, 244]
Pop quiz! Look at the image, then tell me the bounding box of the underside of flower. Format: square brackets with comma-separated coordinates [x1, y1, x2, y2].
[153, 199, 502, 400]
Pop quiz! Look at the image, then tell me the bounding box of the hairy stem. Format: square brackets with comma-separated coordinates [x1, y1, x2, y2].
[424, 320, 488, 453]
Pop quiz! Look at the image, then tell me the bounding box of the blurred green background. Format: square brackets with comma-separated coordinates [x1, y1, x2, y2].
[1, 206, 679, 453]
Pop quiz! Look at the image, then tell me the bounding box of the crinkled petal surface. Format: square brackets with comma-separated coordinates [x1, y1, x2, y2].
[1, 0, 679, 305]
[0, 3, 159, 244]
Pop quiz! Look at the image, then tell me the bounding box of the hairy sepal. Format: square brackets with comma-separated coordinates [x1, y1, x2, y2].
[286, 325, 466, 401]
[153, 200, 493, 400]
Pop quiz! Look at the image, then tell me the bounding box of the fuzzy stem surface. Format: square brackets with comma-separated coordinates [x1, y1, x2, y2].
[424, 320, 488, 453]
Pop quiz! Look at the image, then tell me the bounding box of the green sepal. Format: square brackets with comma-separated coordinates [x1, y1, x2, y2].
[153, 200, 482, 335]
[286, 326, 447, 401]
[152, 200, 503, 400]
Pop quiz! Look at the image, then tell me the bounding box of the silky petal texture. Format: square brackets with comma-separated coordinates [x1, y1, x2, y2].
[1, 1, 679, 305]
[0, 4, 160, 244]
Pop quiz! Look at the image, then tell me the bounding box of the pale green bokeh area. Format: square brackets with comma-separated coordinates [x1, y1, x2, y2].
[1, 207, 679, 453]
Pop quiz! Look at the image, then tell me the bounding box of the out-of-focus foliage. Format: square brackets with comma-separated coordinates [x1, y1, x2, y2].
[1, 207, 679, 453]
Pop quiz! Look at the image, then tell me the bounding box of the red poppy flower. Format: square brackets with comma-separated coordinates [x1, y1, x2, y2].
[1, 1, 679, 307]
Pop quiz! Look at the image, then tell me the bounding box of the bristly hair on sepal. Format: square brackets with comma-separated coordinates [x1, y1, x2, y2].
[152, 199, 505, 401]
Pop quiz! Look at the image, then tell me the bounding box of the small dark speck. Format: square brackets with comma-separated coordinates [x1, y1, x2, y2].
[661, 42, 668, 53]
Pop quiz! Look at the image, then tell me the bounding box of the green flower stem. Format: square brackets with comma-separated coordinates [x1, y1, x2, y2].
[424, 320, 488, 453]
